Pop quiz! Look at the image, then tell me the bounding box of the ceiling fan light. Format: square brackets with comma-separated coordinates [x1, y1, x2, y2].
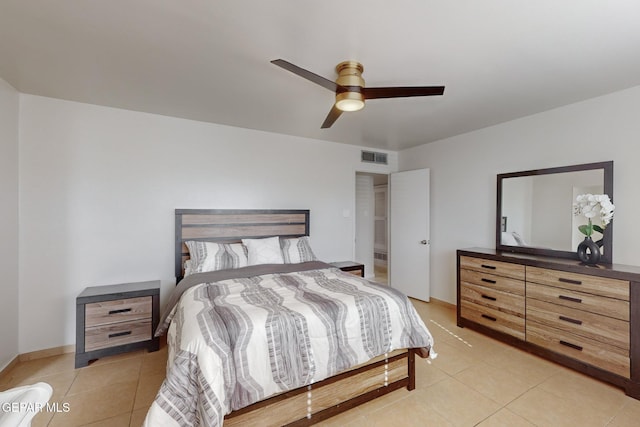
[335, 92, 365, 112]
[336, 98, 365, 112]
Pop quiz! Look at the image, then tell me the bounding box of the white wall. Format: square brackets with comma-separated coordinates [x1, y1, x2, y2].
[0, 77, 19, 370]
[16, 85, 640, 351]
[399, 85, 640, 304]
[18, 95, 397, 353]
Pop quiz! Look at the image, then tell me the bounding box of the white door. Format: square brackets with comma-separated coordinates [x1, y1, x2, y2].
[389, 169, 430, 301]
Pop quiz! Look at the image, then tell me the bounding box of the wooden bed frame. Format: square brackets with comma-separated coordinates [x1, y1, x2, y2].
[174, 208, 424, 426]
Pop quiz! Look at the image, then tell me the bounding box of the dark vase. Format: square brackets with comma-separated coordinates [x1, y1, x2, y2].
[577, 236, 601, 265]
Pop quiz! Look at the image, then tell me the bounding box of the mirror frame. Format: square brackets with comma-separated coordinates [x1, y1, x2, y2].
[496, 161, 614, 263]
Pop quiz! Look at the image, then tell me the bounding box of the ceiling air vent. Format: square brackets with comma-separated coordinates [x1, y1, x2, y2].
[361, 150, 388, 165]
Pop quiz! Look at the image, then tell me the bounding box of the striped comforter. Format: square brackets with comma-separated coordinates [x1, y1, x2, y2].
[144, 262, 434, 427]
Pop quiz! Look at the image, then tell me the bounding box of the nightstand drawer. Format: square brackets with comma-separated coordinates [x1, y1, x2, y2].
[76, 280, 160, 368]
[85, 319, 152, 352]
[345, 268, 364, 277]
[85, 296, 152, 327]
[330, 261, 365, 278]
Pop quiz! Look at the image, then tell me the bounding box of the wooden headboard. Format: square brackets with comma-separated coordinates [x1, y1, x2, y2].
[175, 209, 310, 281]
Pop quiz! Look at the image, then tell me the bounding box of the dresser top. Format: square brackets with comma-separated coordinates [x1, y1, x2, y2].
[459, 248, 640, 281]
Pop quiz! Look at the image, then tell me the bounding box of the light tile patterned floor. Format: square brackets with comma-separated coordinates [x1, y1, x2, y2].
[2, 300, 640, 426]
[374, 264, 388, 284]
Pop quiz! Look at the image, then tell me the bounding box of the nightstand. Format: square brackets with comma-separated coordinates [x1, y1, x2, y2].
[330, 261, 365, 277]
[75, 280, 160, 368]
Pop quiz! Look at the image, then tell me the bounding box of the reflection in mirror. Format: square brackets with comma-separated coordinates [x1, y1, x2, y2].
[501, 170, 603, 251]
[497, 161, 613, 263]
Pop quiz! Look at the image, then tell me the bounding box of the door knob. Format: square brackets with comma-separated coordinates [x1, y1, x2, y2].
[420, 240, 428, 245]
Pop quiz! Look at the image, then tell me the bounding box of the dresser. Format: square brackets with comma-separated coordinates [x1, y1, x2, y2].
[75, 281, 160, 368]
[457, 248, 640, 399]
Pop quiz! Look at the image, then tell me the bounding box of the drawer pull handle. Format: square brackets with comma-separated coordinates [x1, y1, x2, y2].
[558, 295, 582, 303]
[481, 264, 496, 270]
[559, 315, 583, 325]
[481, 294, 497, 301]
[559, 278, 582, 285]
[108, 308, 132, 315]
[481, 278, 497, 284]
[559, 340, 583, 351]
[481, 314, 497, 322]
[108, 331, 132, 339]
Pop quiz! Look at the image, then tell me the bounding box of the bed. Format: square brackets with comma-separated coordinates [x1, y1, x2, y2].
[144, 209, 434, 427]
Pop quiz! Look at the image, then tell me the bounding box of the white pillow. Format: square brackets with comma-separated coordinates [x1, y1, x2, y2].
[501, 232, 518, 246]
[184, 259, 193, 277]
[281, 236, 318, 263]
[242, 236, 284, 266]
[224, 243, 248, 268]
[511, 232, 527, 246]
[185, 241, 228, 273]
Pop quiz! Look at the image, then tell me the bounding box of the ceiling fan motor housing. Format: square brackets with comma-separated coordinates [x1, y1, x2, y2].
[335, 61, 365, 111]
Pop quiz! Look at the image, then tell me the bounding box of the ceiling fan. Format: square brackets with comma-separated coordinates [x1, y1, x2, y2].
[271, 59, 445, 129]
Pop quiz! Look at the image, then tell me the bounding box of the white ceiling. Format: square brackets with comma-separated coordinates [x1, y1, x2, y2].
[2, 1, 639, 151]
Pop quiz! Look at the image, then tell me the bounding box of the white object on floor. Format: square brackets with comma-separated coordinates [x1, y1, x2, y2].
[0, 382, 53, 427]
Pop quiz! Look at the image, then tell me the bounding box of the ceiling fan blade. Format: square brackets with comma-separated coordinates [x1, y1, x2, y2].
[271, 59, 340, 92]
[321, 105, 343, 129]
[363, 86, 445, 99]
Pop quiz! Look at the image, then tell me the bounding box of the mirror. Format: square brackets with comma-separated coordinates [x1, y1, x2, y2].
[496, 161, 613, 263]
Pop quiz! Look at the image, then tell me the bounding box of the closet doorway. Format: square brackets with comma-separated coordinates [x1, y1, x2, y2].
[355, 172, 388, 284]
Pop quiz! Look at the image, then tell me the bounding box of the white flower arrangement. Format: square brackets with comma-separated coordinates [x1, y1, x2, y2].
[573, 193, 615, 237]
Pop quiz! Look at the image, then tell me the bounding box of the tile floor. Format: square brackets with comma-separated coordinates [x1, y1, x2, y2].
[2, 300, 640, 426]
[374, 264, 388, 284]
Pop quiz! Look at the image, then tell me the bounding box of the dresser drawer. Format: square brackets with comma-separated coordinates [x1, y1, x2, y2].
[460, 283, 525, 317]
[460, 300, 525, 340]
[526, 320, 630, 378]
[85, 296, 152, 327]
[527, 283, 629, 321]
[527, 298, 629, 350]
[527, 267, 629, 301]
[85, 319, 152, 352]
[460, 256, 525, 281]
[460, 268, 524, 296]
